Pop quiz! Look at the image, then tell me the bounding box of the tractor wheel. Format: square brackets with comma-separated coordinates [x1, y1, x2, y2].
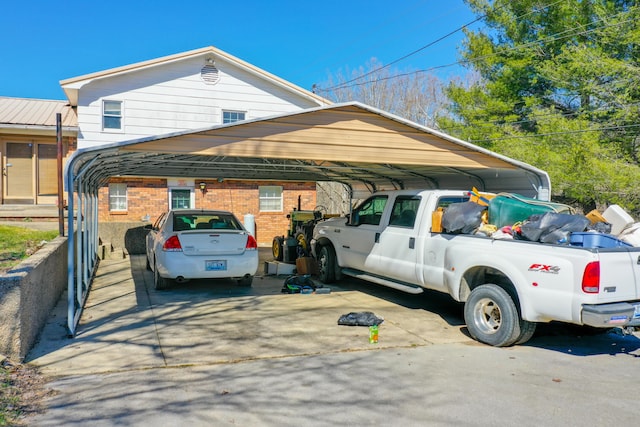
[272, 236, 284, 261]
[295, 232, 309, 256]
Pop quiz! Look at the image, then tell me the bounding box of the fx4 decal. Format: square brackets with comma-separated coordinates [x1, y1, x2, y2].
[528, 263, 560, 274]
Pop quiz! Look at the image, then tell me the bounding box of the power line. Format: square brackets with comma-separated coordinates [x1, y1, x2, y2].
[317, 4, 636, 93]
[319, 0, 568, 92]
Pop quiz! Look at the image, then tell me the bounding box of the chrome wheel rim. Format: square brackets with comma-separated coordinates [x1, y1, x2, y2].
[472, 297, 501, 335]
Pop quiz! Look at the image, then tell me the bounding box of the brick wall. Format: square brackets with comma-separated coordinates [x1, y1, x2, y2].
[98, 178, 317, 246]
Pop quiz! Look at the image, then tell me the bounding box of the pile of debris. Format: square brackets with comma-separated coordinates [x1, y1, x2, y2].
[441, 191, 639, 248]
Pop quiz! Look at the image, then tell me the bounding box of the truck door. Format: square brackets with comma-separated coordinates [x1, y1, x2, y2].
[338, 195, 389, 270]
[370, 195, 422, 283]
[420, 195, 469, 291]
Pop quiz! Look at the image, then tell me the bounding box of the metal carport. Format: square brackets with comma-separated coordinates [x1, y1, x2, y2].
[64, 102, 550, 335]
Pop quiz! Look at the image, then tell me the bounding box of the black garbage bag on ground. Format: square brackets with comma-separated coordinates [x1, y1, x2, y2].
[520, 212, 590, 244]
[442, 201, 486, 234]
[281, 275, 317, 294]
[337, 311, 384, 326]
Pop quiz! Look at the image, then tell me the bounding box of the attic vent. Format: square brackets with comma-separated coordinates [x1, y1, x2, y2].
[200, 65, 220, 85]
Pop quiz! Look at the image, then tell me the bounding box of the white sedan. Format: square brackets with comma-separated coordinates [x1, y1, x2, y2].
[146, 210, 259, 290]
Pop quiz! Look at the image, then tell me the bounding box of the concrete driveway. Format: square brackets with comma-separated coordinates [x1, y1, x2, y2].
[26, 252, 640, 426]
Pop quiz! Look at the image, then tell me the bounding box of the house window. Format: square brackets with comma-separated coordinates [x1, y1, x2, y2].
[109, 183, 127, 211]
[259, 186, 283, 212]
[170, 189, 193, 209]
[223, 110, 246, 123]
[103, 100, 122, 130]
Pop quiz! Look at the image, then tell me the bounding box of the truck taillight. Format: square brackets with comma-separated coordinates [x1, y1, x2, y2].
[246, 234, 257, 250]
[162, 235, 183, 252]
[582, 261, 600, 293]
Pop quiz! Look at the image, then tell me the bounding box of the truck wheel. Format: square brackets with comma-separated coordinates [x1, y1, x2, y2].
[514, 320, 537, 345]
[318, 245, 337, 284]
[464, 284, 521, 347]
[154, 260, 171, 291]
[272, 237, 284, 261]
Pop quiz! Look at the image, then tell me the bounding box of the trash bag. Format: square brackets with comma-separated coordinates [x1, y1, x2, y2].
[588, 221, 612, 234]
[442, 201, 486, 234]
[281, 275, 316, 294]
[337, 311, 384, 326]
[520, 212, 590, 244]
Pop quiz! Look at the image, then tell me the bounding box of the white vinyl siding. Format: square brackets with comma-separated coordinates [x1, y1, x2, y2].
[76, 57, 322, 149]
[259, 186, 283, 212]
[109, 183, 127, 211]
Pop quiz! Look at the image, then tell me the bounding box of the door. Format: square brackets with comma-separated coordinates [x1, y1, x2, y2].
[371, 195, 422, 283]
[4, 142, 34, 204]
[338, 195, 389, 270]
[419, 195, 470, 291]
[36, 144, 58, 204]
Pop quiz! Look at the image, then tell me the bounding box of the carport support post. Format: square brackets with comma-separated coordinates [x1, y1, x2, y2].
[66, 168, 76, 336]
[56, 113, 64, 236]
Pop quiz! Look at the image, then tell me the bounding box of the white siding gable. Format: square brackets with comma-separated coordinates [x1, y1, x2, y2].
[76, 56, 322, 149]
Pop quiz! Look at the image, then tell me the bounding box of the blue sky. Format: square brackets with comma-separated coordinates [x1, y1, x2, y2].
[1, 0, 479, 101]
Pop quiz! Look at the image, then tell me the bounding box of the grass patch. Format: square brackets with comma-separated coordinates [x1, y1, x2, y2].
[0, 225, 58, 274]
[0, 363, 22, 426]
[0, 359, 51, 426]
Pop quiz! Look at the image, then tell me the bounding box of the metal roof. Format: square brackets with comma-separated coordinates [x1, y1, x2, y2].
[0, 97, 78, 135]
[66, 102, 550, 197]
[64, 101, 551, 336]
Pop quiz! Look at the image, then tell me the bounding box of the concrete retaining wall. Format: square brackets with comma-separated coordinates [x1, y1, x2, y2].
[0, 236, 68, 361]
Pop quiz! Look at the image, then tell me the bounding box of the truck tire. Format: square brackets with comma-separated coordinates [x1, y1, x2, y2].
[514, 319, 537, 345]
[464, 284, 521, 347]
[317, 245, 337, 284]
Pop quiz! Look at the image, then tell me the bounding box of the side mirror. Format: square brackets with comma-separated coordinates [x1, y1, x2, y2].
[346, 213, 357, 226]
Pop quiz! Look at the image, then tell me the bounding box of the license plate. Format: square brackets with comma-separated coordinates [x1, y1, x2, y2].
[634, 304, 640, 319]
[205, 260, 227, 271]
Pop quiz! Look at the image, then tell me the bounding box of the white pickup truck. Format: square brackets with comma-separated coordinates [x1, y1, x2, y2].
[310, 189, 640, 346]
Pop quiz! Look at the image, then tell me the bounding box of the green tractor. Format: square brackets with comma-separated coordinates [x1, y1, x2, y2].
[272, 203, 329, 263]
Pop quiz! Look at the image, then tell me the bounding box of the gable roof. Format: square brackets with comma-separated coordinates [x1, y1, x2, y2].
[67, 102, 550, 198]
[60, 46, 331, 107]
[0, 97, 78, 135]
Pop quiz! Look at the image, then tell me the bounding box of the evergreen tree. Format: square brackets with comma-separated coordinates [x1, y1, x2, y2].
[441, 0, 640, 212]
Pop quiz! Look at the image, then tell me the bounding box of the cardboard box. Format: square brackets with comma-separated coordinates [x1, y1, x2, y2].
[586, 209, 607, 225]
[296, 257, 318, 275]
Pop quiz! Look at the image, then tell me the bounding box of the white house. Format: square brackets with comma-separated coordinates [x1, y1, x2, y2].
[59, 46, 332, 244]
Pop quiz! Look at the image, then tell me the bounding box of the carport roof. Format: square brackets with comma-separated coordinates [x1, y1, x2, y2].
[67, 102, 550, 197]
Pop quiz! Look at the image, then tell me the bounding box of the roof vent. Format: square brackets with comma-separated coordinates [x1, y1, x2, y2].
[201, 64, 220, 85]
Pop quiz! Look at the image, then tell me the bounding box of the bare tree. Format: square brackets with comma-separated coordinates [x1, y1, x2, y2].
[315, 58, 450, 129]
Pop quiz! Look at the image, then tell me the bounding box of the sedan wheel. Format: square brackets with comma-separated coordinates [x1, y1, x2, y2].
[154, 260, 170, 290]
[237, 275, 253, 287]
